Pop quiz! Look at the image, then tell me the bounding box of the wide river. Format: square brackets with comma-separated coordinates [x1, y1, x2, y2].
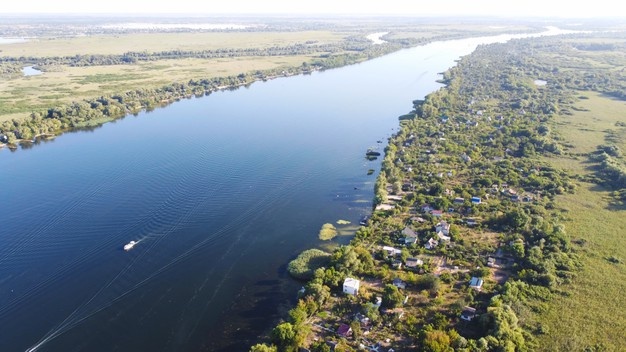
[0, 28, 570, 351]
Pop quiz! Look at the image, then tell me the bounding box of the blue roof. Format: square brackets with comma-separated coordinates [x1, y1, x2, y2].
[469, 277, 483, 287]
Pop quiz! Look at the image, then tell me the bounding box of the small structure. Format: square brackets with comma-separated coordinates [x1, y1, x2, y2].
[392, 259, 403, 269]
[471, 197, 482, 204]
[469, 277, 483, 291]
[343, 278, 360, 295]
[487, 257, 497, 267]
[337, 323, 352, 337]
[374, 296, 383, 308]
[435, 221, 450, 235]
[425, 238, 439, 250]
[359, 215, 370, 226]
[376, 204, 395, 211]
[401, 226, 417, 238]
[460, 307, 477, 321]
[465, 218, 478, 226]
[410, 216, 426, 223]
[453, 197, 465, 204]
[393, 278, 407, 289]
[405, 257, 423, 269]
[420, 204, 434, 213]
[404, 236, 418, 246]
[382, 246, 402, 257]
[430, 210, 443, 217]
[402, 183, 414, 191]
[436, 231, 451, 242]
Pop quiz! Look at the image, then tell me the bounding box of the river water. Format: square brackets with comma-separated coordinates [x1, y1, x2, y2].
[0, 28, 569, 351]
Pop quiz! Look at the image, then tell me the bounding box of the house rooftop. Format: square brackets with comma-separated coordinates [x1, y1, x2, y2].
[401, 226, 417, 237]
[469, 277, 483, 289]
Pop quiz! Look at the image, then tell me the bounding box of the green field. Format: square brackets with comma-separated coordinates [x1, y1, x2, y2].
[0, 22, 544, 124]
[0, 55, 313, 121]
[539, 92, 626, 351]
[0, 31, 345, 57]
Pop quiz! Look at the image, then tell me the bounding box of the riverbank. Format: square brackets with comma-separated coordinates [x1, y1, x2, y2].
[0, 18, 551, 151]
[252, 30, 626, 351]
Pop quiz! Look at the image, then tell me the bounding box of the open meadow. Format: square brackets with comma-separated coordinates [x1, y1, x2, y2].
[540, 91, 626, 351]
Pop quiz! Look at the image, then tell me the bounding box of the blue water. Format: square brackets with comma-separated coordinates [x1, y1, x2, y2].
[0, 30, 568, 351]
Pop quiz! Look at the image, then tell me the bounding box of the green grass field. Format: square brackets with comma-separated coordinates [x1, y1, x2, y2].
[0, 31, 345, 57]
[0, 55, 313, 121]
[538, 92, 626, 351]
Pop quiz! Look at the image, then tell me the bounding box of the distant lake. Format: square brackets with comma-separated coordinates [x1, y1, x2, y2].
[0, 37, 27, 44]
[0, 28, 573, 352]
[22, 66, 43, 76]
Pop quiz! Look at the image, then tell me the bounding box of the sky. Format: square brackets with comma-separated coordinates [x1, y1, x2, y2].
[0, 0, 620, 18]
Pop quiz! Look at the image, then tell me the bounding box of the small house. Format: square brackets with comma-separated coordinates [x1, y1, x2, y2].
[343, 278, 360, 295]
[465, 218, 478, 226]
[411, 216, 426, 223]
[436, 231, 451, 242]
[402, 183, 414, 191]
[435, 221, 450, 235]
[382, 246, 402, 257]
[469, 277, 483, 291]
[460, 307, 477, 321]
[401, 226, 417, 238]
[392, 259, 403, 269]
[337, 323, 352, 337]
[425, 238, 439, 250]
[420, 204, 434, 213]
[405, 257, 423, 269]
[393, 278, 406, 289]
[430, 210, 443, 217]
[453, 197, 465, 204]
[471, 197, 481, 204]
[404, 236, 418, 246]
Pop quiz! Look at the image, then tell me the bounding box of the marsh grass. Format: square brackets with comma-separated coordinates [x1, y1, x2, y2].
[318, 223, 338, 241]
[536, 92, 626, 351]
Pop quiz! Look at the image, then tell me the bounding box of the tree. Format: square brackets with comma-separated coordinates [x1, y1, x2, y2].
[249, 343, 277, 352]
[502, 209, 530, 230]
[362, 302, 381, 323]
[288, 301, 308, 326]
[306, 282, 330, 307]
[382, 284, 404, 308]
[271, 323, 296, 350]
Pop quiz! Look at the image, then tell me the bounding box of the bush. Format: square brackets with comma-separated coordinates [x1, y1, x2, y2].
[287, 249, 331, 280]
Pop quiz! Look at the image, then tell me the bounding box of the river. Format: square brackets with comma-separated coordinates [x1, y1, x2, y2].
[0, 28, 572, 352]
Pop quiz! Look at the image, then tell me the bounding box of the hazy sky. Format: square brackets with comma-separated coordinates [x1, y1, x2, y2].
[0, 0, 619, 18]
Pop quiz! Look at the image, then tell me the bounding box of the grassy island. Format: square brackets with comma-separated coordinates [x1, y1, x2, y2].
[253, 30, 626, 352]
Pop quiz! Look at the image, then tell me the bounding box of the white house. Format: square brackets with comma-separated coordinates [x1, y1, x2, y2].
[343, 278, 360, 295]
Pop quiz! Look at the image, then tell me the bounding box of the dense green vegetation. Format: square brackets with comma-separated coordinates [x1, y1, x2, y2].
[288, 249, 332, 280]
[254, 31, 626, 351]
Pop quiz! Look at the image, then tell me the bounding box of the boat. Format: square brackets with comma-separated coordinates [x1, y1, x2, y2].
[359, 215, 370, 226]
[124, 240, 137, 251]
[365, 149, 381, 157]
